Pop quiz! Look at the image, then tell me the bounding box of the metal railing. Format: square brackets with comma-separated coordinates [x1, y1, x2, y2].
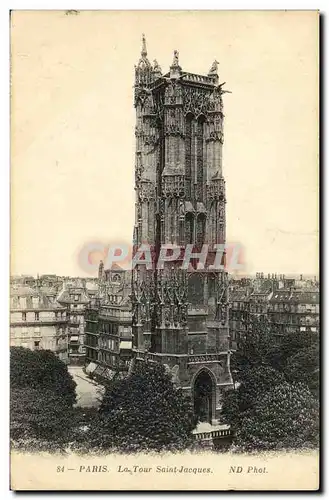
[194, 428, 232, 441]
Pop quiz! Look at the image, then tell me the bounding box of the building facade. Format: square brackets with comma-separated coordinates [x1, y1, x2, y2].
[268, 288, 319, 339]
[84, 265, 133, 381]
[130, 37, 233, 424]
[229, 274, 320, 348]
[10, 285, 68, 361]
[57, 282, 90, 364]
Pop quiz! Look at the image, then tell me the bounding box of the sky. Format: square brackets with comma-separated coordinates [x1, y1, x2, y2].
[11, 10, 319, 277]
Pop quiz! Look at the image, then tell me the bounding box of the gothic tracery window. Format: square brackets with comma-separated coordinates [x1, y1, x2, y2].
[185, 213, 194, 244]
[185, 114, 193, 199]
[196, 214, 206, 247]
[196, 118, 205, 201]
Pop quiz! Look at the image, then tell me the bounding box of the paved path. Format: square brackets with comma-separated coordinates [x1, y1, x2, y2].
[68, 366, 105, 408]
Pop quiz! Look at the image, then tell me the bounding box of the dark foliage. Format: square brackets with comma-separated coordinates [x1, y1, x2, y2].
[222, 366, 285, 429]
[223, 318, 319, 451]
[284, 344, 319, 398]
[85, 362, 196, 453]
[235, 383, 319, 451]
[231, 319, 319, 394]
[10, 347, 76, 406]
[11, 387, 76, 443]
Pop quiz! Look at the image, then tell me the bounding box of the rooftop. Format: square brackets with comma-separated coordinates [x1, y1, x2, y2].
[10, 285, 65, 310]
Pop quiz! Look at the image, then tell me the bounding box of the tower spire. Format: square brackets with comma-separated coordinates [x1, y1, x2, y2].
[141, 33, 147, 58]
[135, 33, 152, 86]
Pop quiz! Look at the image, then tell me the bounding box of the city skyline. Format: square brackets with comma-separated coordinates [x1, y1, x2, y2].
[11, 11, 319, 277]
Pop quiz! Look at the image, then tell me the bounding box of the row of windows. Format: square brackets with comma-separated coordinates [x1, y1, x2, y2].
[269, 315, 319, 326]
[12, 326, 41, 335]
[100, 309, 122, 318]
[19, 311, 66, 321]
[100, 322, 119, 335]
[11, 326, 68, 335]
[85, 334, 98, 348]
[231, 303, 319, 313]
[97, 352, 117, 366]
[85, 321, 98, 333]
[99, 338, 117, 351]
[273, 325, 318, 334]
[85, 321, 131, 336]
[269, 304, 318, 313]
[22, 312, 37, 321]
[17, 340, 40, 349]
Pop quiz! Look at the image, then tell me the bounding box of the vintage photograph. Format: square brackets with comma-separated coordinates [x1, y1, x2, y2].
[10, 10, 319, 490]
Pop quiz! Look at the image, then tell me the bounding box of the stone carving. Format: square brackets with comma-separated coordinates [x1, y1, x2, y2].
[135, 126, 144, 138]
[144, 134, 158, 147]
[164, 308, 171, 326]
[165, 82, 183, 106]
[148, 116, 158, 129]
[206, 130, 224, 143]
[172, 50, 180, 67]
[182, 87, 221, 117]
[162, 175, 185, 198]
[165, 124, 183, 136]
[187, 354, 223, 365]
[208, 59, 219, 76]
[139, 181, 156, 201]
[153, 269, 188, 329]
[152, 59, 162, 77]
[207, 88, 223, 114]
[155, 94, 165, 119]
[142, 95, 156, 116]
[164, 107, 184, 135]
[207, 179, 225, 201]
[135, 154, 144, 183]
[134, 89, 151, 108]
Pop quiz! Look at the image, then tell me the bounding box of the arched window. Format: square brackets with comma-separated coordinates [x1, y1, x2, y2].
[185, 213, 194, 244]
[185, 114, 193, 199]
[188, 274, 204, 305]
[196, 117, 205, 201]
[196, 214, 206, 247]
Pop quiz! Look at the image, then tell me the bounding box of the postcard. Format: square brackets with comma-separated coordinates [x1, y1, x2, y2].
[10, 10, 319, 491]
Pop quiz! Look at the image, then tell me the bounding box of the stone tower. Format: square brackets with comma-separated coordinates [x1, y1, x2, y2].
[131, 36, 232, 423]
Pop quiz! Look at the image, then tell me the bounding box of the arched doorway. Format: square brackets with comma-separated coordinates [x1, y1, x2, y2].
[193, 369, 214, 424]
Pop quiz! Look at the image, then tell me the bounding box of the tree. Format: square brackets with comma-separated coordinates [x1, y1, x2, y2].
[232, 319, 318, 375]
[10, 387, 77, 451]
[89, 362, 196, 452]
[224, 318, 319, 451]
[284, 344, 319, 398]
[235, 382, 319, 451]
[276, 330, 318, 368]
[10, 347, 76, 405]
[232, 317, 279, 373]
[222, 366, 285, 429]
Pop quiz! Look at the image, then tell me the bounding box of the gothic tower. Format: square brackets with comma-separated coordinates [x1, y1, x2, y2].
[131, 36, 232, 424]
